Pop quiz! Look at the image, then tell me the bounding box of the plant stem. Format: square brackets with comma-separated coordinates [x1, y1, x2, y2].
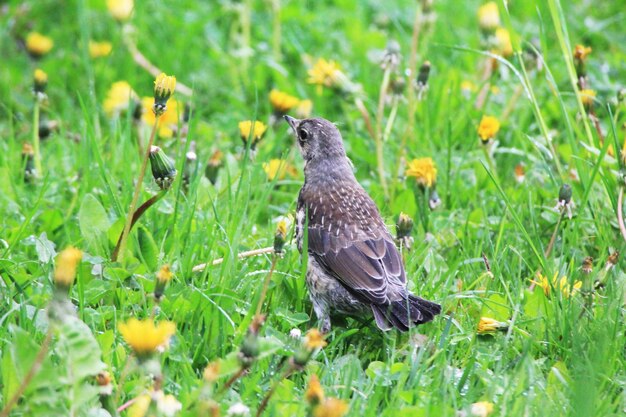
[545, 212, 564, 258]
[0, 330, 52, 417]
[192, 246, 275, 272]
[32, 100, 42, 175]
[220, 367, 248, 394]
[256, 367, 293, 417]
[353, 97, 376, 141]
[113, 120, 159, 262]
[618, 187, 626, 243]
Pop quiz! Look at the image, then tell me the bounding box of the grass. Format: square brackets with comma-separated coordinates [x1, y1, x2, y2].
[0, 0, 625, 416]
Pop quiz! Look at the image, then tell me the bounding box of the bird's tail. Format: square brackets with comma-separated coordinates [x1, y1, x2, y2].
[371, 295, 441, 332]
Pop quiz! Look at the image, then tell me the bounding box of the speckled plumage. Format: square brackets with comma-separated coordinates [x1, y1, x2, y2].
[286, 116, 441, 332]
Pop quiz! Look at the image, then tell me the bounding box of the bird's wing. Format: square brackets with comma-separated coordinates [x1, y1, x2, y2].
[304, 185, 406, 305]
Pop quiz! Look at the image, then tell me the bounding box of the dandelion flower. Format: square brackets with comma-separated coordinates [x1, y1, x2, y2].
[153, 73, 177, 116]
[296, 99, 313, 118]
[477, 115, 500, 143]
[477, 2, 500, 31]
[107, 0, 134, 21]
[118, 318, 176, 357]
[263, 159, 297, 181]
[103, 81, 138, 116]
[406, 157, 437, 188]
[477, 317, 507, 334]
[128, 394, 151, 417]
[494, 27, 513, 57]
[573, 45, 592, 61]
[89, 40, 112, 58]
[26, 32, 54, 57]
[313, 398, 349, 417]
[307, 58, 342, 88]
[239, 120, 267, 148]
[156, 264, 173, 284]
[580, 89, 596, 108]
[304, 328, 327, 350]
[269, 89, 300, 114]
[470, 401, 494, 417]
[533, 272, 582, 298]
[33, 69, 48, 94]
[54, 247, 83, 288]
[305, 374, 325, 406]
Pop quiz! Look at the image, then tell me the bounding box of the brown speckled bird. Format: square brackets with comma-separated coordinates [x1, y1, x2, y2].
[285, 115, 441, 332]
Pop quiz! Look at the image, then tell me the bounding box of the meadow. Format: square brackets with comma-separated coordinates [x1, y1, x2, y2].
[0, 0, 625, 416]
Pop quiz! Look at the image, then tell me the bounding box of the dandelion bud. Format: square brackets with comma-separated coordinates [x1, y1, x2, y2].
[305, 374, 325, 406]
[149, 146, 177, 190]
[274, 220, 288, 254]
[396, 212, 413, 240]
[582, 256, 593, 274]
[33, 69, 47, 94]
[239, 316, 265, 368]
[183, 142, 197, 189]
[205, 150, 223, 185]
[154, 264, 173, 301]
[617, 89, 626, 106]
[573, 44, 592, 78]
[381, 40, 401, 70]
[239, 120, 267, 150]
[22, 143, 36, 182]
[153, 73, 176, 116]
[54, 247, 83, 289]
[417, 61, 431, 88]
[39, 114, 59, 140]
[477, 317, 508, 334]
[580, 89, 596, 111]
[558, 184, 572, 205]
[605, 251, 619, 271]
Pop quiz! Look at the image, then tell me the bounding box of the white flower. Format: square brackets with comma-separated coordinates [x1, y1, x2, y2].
[227, 403, 250, 416]
[156, 393, 182, 416]
[289, 328, 302, 339]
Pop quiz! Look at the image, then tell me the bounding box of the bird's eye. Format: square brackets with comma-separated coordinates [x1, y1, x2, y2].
[298, 128, 309, 141]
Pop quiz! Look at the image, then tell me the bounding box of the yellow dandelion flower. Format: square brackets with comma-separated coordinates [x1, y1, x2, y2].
[239, 120, 268, 146]
[470, 401, 494, 417]
[203, 361, 221, 383]
[313, 398, 349, 417]
[54, 247, 83, 287]
[477, 2, 500, 31]
[128, 394, 151, 417]
[26, 32, 54, 57]
[103, 81, 138, 116]
[477, 317, 506, 334]
[461, 80, 477, 93]
[296, 99, 313, 118]
[620, 138, 626, 165]
[573, 45, 592, 61]
[307, 58, 342, 88]
[305, 374, 325, 405]
[305, 328, 327, 350]
[494, 27, 513, 57]
[263, 159, 297, 181]
[118, 318, 176, 356]
[156, 265, 173, 284]
[477, 115, 500, 142]
[34, 69, 48, 85]
[533, 272, 582, 298]
[107, 0, 134, 21]
[270, 89, 300, 114]
[141, 97, 180, 137]
[89, 40, 112, 58]
[153, 73, 176, 116]
[580, 89, 596, 108]
[406, 157, 437, 188]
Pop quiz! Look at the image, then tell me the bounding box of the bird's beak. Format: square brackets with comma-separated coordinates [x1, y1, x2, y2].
[283, 115, 300, 132]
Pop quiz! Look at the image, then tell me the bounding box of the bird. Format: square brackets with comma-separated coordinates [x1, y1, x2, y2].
[284, 115, 441, 332]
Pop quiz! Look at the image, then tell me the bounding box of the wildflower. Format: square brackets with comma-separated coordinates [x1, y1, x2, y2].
[269, 89, 300, 115]
[26, 32, 53, 57]
[274, 219, 288, 254]
[156, 393, 182, 417]
[89, 40, 112, 58]
[205, 150, 223, 185]
[380, 40, 401, 71]
[54, 247, 83, 288]
[96, 371, 113, 396]
[533, 272, 582, 298]
[582, 257, 593, 274]
[470, 401, 494, 417]
[477, 115, 500, 143]
[580, 89, 596, 110]
[296, 99, 313, 118]
[477, 317, 507, 334]
[305, 328, 327, 350]
[313, 398, 349, 417]
[494, 27, 513, 57]
[153, 73, 176, 116]
[141, 97, 180, 137]
[239, 120, 267, 149]
[203, 361, 220, 383]
[406, 157, 437, 188]
[238, 315, 265, 367]
[154, 264, 173, 300]
[107, 0, 134, 21]
[605, 251, 619, 271]
[514, 163, 525, 183]
[128, 394, 151, 417]
[416, 61, 431, 100]
[554, 184, 574, 219]
[307, 58, 342, 88]
[118, 318, 176, 357]
[33, 69, 48, 94]
[573, 44, 592, 78]
[22, 143, 36, 182]
[429, 189, 441, 210]
[289, 328, 302, 339]
[103, 81, 138, 116]
[396, 212, 414, 240]
[227, 403, 250, 417]
[390, 74, 406, 96]
[477, 2, 500, 31]
[149, 146, 177, 190]
[305, 374, 325, 406]
[263, 159, 297, 181]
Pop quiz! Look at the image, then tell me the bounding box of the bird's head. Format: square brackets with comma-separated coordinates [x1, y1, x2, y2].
[284, 116, 347, 163]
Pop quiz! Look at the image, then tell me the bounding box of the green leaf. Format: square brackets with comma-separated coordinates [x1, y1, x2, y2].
[137, 226, 159, 271]
[78, 194, 111, 246]
[481, 294, 510, 321]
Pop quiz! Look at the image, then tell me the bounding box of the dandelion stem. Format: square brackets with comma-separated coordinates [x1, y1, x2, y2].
[113, 120, 160, 262]
[32, 100, 42, 176]
[353, 97, 376, 142]
[0, 330, 52, 417]
[545, 211, 564, 258]
[220, 367, 248, 394]
[192, 246, 275, 272]
[618, 187, 626, 243]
